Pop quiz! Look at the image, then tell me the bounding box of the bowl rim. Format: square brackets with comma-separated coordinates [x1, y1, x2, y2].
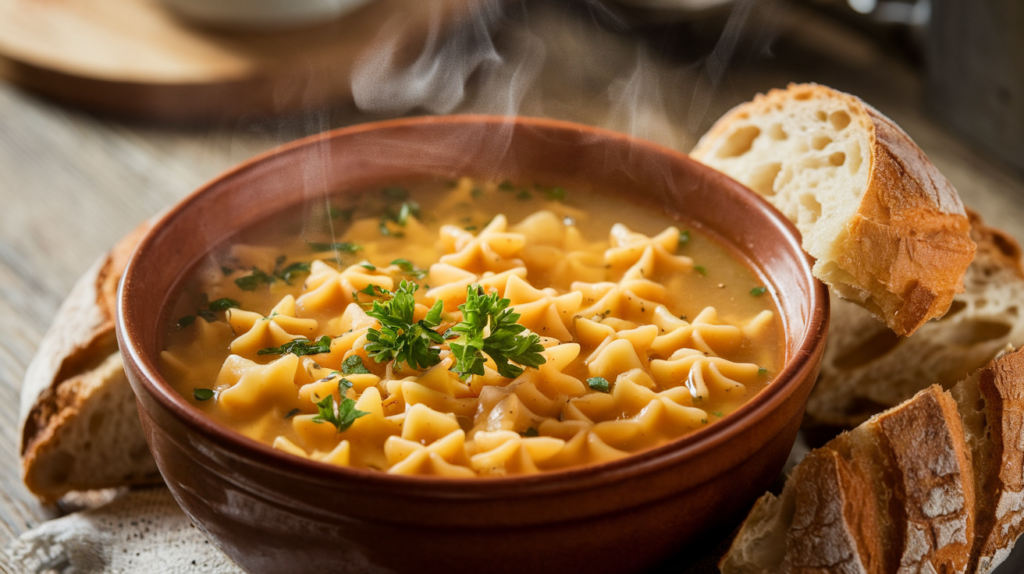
[117, 113, 829, 496]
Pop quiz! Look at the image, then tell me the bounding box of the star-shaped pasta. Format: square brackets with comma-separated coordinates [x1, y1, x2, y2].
[438, 215, 527, 273]
[296, 261, 395, 319]
[511, 342, 587, 397]
[572, 279, 666, 323]
[576, 318, 659, 380]
[605, 224, 692, 278]
[217, 354, 305, 420]
[649, 352, 759, 404]
[425, 264, 527, 312]
[649, 306, 745, 358]
[503, 275, 582, 341]
[227, 295, 319, 356]
[470, 430, 565, 476]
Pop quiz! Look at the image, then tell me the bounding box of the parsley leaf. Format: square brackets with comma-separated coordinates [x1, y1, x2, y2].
[523, 427, 539, 437]
[587, 377, 611, 393]
[312, 378, 369, 432]
[678, 230, 691, 247]
[258, 335, 333, 357]
[308, 242, 361, 254]
[545, 186, 566, 201]
[208, 298, 240, 311]
[235, 267, 273, 291]
[694, 265, 707, 276]
[391, 258, 428, 280]
[275, 262, 310, 284]
[342, 355, 371, 375]
[750, 286, 767, 296]
[284, 408, 302, 419]
[365, 281, 445, 370]
[177, 315, 196, 328]
[193, 388, 215, 401]
[446, 285, 546, 380]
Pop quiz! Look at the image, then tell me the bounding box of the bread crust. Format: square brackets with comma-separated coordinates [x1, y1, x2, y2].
[692, 83, 975, 336]
[972, 348, 1024, 573]
[19, 221, 157, 500]
[805, 209, 1024, 432]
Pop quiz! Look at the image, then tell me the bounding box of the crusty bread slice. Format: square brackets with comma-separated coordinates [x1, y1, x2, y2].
[806, 210, 1024, 431]
[952, 347, 1024, 573]
[721, 385, 976, 573]
[19, 222, 159, 501]
[691, 83, 976, 336]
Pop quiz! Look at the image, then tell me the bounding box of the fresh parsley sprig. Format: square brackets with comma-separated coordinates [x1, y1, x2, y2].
[364, 281, 445, 370]
[445, 285, 546, 379]
[258, 335, 332, 357]
[312, 377, 368, 432]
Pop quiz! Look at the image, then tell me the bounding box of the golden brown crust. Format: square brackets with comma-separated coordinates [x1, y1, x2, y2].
[876, 387, 974, 574]
[19, 220, 155, 499]
[972, 348, 1024, 572]
[692, 83, 976, 336]
[782, 449, 881, 574]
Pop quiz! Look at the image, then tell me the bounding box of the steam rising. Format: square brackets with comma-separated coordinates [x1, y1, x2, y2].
[348, 0, 778, 150]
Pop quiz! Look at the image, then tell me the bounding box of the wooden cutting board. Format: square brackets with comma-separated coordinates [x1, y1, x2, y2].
[0, 0, 477, 123]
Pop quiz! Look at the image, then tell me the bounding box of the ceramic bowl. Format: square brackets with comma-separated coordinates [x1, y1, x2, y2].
[116, 115, 828, 574]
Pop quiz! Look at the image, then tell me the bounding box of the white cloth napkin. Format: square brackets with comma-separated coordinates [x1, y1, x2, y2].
[5, 487, 241, 574]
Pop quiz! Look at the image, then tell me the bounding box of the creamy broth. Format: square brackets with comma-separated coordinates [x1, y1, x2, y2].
[161, 178, 783, 476]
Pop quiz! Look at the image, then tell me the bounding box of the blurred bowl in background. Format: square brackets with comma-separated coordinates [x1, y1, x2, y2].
[157, 0, 375, 30]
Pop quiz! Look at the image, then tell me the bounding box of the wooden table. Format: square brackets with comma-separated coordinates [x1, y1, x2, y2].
[2, 1, 1024, 571]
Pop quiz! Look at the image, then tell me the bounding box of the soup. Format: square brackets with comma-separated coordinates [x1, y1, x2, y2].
[160, 178, 782, 477]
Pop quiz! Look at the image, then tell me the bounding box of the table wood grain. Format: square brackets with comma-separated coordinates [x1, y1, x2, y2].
[2, 1, 1024, 571]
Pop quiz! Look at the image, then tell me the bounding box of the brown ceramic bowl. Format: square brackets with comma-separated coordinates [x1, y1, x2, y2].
[116, 115, 828, 574]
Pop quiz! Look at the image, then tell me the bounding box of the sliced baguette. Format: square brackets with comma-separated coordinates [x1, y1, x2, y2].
[952, 347, 1024, 573]
[19, 222, 159, 501]
[722, 384, 976, 574]
[806, 209, 1024, 431]
[691, 83, 976, 336]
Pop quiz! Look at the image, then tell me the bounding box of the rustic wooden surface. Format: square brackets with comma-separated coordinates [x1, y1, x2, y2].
[2, 1, 1024, 571]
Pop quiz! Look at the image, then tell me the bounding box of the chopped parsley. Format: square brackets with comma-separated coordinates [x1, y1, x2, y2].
[365, 281, 445, 370]
[523, 427, 539, 437]
[284, 408, 302, 419]
[341, 355, 371, 375]
[470, 187, 483, 199]
[678, 230, 691, 247]
[234, 258, 312, 291]
[308, 242, 361, 254]
[758, 367, 769, 377]
[515, 190, 531, 201]
[312, 378, 369, 433]
[257, 335, 333, 357]
[446, 286, 546, 380]
[712, 411, 724, 418]
[221, 266, 235, 276]
[360, 263, 377, 271]
[587, 377, 611, 393]
[382, 186, 409, 201]
[177, 315, 196, 328]
[193, 388, 215, 401]
[750, 286, 767, 297]
[391, 258, 428, 280]
[208, 298, 240, 311]
[329, 206, 354, 221]
[498, 180, 515, 191]
[235, 267, 274, 291]
[694, 265, 707, 276]
[545, 186, 566, 201]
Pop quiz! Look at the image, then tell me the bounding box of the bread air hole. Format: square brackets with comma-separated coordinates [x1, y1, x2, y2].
[812, 135, 832, 151]
[830, 110, 851, 130]
[829, 152, 846, 167]
[748, 162, 783, 196]
[833, 328, 902, 370]
[799, 193, 822, 222]
[947, 320, 1012, 345]
[815, 110, 827, 121]
[716, 126, 761, 158]
[768, 124, 787, 140]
